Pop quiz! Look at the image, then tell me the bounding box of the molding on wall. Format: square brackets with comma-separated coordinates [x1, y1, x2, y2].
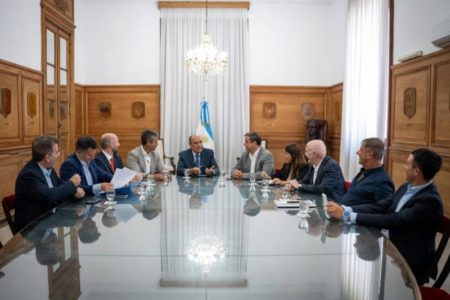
[158, 1, 250, 9]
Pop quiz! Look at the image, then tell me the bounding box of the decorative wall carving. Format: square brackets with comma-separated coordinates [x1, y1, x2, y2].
[131, 101, 145, 119]
[403, 87, 416, 119]
[300, 102, 315, 120]
[263, 102, 276, 119]
[0, 86, 11, 118]
[98, 101, 111, 118]
[27, 92, 37, 119]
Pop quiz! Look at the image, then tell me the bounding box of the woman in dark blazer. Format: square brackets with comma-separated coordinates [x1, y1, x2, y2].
[273, 143, 309, 185]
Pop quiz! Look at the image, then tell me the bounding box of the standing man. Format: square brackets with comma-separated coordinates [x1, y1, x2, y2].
[177, 134, 220, 177]
[233, 132, 274, 180]
[340, 137, 394, 206]
[326, 148, 443, 285]
[287, 139, 345, 202]
[60, 136, 113, 196]
[95, 133, 123, 176]
[126, 129, 165, 180]
[15, 135, 85, 231]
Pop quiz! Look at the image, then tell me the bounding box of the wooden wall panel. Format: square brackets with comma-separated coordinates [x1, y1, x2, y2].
[391, 67, 430, 147]
[432, 60, 450, 148]
[250, 84, 342, 168]
[0, 67, 21, 142]
[74, 85, 160, 163]
[22, 75, 43, 142]
[389, 48, 450, 215]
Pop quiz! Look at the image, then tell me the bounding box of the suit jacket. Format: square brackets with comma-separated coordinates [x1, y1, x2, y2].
[60, 154, 112, 196]
[94, 151, 124, 176]
[126, 146, 164, 175]
[275, 163, 309, 181]
[234, 147, 275, 179]
[14, 160, 77, 232]
[355, 183, 443, 285]
[177, 148, 220, 176]
[299, 155, 346, 202]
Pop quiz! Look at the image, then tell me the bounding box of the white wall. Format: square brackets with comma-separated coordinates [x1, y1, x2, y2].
[0, 0, 41, 70]
[249, 0, 347, 86]
[394, 0, 450, 63]
[75, 0, 160, 84]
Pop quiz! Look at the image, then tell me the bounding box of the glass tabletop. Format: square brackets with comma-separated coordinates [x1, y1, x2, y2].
[0, 177, 420, 300]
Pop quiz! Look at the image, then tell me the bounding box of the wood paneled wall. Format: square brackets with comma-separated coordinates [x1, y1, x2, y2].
[388, 48, 450, 215]
[0, 59, 43, 219]
[250, 84, 343, 168]
[74, 85, 160, 161]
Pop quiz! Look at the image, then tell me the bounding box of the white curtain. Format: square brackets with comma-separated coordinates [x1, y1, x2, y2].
[160, 8, 250, 173]
[340, 0, 390, 179]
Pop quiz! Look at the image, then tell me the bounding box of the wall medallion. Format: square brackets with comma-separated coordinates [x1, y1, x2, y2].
[54, 0, 68, 11]
[403, 87, 416, 119]
[301, 102, 315, 120]
[27, 92, 37, 119]
[0, 86, 12, 118]
[131, 101, 145, 119]
[60, 102, 68, 120]
[263, 102, 276, 119]
[99, 101, 111, 118]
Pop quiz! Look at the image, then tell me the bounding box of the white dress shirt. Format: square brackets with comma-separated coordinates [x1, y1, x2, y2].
[249, 146, 261, 174]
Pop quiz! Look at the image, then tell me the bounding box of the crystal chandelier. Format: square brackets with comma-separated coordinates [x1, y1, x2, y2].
[187, 236, 226, 273]
[185, 0, 228, 75]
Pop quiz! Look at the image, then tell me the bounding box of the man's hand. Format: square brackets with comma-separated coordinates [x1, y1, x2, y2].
[261, 171, 271, 179]
[326, 202, 344, 219]
[232, 170, 243, 180]
[285, 179, 299, 190]
[70, 174, 81, 186]
[153, 173, 165, 181]
[205, 167, 215, 176]
[100, 182, 114, 192]
[132, 173, 143, 182]
[74, 187, 85, 199]
[190, 167, 201, 176]
[272, 178, 285, 185]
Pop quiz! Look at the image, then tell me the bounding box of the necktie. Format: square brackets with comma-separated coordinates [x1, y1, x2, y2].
[110, 157, 115, 172]
[195, 154, 201, 168]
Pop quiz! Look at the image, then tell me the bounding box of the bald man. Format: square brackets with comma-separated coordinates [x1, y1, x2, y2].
[176, 135, 220, 177]
[94, 133, 124, 176]
[287, 139, 346, 202]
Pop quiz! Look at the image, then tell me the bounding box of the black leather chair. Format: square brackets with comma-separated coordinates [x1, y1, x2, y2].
[2, 194, 17, 235]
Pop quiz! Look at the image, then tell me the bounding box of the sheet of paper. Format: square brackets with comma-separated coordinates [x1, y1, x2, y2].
[110, 167, 137, 189]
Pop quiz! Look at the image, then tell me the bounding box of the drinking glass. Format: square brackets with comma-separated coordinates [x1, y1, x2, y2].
[297, 200, 310, 218]
[183, 169, 190, 180]
[262, 179, 270, 192]
[163, 171, 170, 186]
[249, 173, 256, 186]
[105, 187, 116, 205]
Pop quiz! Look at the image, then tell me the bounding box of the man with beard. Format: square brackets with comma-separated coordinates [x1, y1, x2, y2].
[95, 133, 124, 176]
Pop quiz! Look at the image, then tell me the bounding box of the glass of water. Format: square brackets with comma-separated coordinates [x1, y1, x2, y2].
[183, 168, 190, 180]
[105, 187, 116, 205]
[249, 173, 256, 186]
[262, 179, 270, 191]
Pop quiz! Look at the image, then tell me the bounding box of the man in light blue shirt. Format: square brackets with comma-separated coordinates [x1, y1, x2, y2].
[326, 148, 443, 285]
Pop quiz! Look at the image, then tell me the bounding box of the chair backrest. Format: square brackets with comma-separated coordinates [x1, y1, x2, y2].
[2, 194, 17, 235]
[261, 139, 267, 149]
[155, 139, 175, 173]
[433, 216, 450, 288]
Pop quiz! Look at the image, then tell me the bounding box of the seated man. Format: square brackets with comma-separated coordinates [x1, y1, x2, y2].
[60, 136, 113, 196]
[341, 137, 394, 206]
[287, 139, 345, 202]
[177, 134, 220, 177]
[233, 132, 274, 180]
[15, 135, 85, 231]
[95, 133, 123, 176]
[126, 129, 165, 181]
[326, 148, 443, 285]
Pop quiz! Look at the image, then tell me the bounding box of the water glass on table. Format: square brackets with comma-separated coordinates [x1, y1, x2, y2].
[105, 186, 116, 205]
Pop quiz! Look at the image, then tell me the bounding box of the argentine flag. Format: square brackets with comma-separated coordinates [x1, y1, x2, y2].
[196, 101, 215, 151]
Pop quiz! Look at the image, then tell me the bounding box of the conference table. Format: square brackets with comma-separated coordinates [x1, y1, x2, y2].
[0, 177, 421, 300]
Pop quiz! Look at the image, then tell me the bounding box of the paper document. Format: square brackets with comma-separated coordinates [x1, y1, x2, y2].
[110, 167, 137, 189]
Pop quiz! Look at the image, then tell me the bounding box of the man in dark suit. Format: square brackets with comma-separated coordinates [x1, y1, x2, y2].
[14, 135, 85, 232]
[60, 136, 113, 196]
[326, 148, 443, 285]
[95, 133, 123, 176]
[287, 139, 346, 202]
[177, 134, 220, 177]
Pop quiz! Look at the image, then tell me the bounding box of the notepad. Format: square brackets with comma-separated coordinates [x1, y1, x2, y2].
[274, 199, 300, 208]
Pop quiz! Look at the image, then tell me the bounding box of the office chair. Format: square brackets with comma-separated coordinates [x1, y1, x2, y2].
[432, 216, 450, 288]
[155, 138, 176, 174]
[2, 194, 17, 235]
